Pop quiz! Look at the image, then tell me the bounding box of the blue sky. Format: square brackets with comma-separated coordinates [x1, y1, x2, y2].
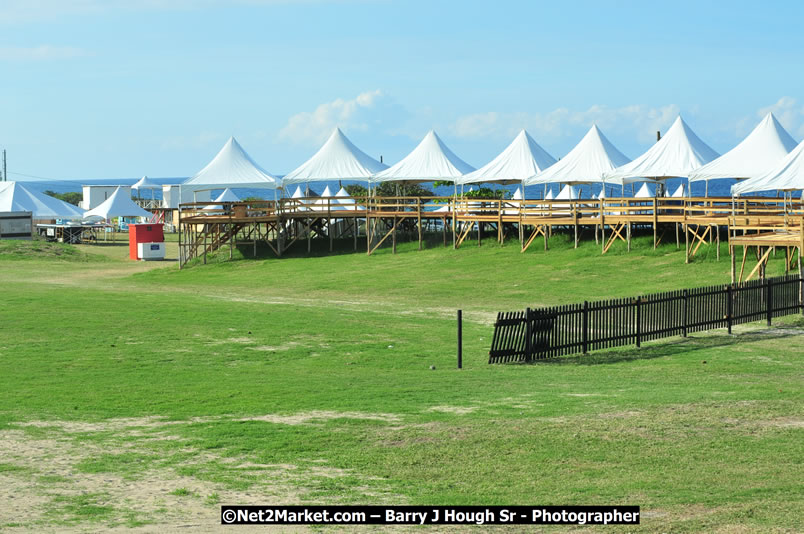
[2, 0, 804, 180]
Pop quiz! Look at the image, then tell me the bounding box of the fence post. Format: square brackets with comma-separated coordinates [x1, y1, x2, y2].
[582, 301, 589, 354]
[525, 307, 532, 362]
[635, 297, 641, 348]
[726, 284, 733, 335]
[766, 278, 773, 327]
[682, 289, 688, 338]
[457, 309, 462, 369]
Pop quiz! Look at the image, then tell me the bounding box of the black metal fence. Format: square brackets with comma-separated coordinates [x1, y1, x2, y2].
[489, 274, 803, 363]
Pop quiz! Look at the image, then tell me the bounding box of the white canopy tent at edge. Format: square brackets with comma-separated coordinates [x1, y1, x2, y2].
[371, 130, 475, 194]
[603, 116, 719, 196]
[0, 182, 86, 219]
[731, 138, 804, 197]
[524, 125, 631, 199]
[83, 186, 152, 220]
[457, 129, 556, 200]
[281, 128, 387, 196]
[132, 175, 161, 203]
[689, 112, 797, 193]
[181, 136, 281, 205]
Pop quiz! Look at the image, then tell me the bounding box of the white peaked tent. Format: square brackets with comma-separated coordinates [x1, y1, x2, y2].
[0, 182, 85, 219]
[458, 130, 556, 185]
[689, 113, 797, 183]
[732, 138, 804, 195]
[544, 189, 554, 200]
[512, 187, 523, 200]
[132, 175, 160, 192]
[282, 128, 387, 185]
[634, 183, 655, 198]
[204, 188, 240, 211]
[372, 130, 475, 183]
[665, 184, 686, 197]
[335, 186, 364, 211]
[525, 125, 630, 186]
[604, 116, 719, 184]
[183, 137, 280, 192]
[84, 186, 152, 219]
[555, 184, 579, 200]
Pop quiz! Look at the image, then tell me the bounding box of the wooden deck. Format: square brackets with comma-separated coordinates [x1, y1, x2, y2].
[176, 196, 804, 273]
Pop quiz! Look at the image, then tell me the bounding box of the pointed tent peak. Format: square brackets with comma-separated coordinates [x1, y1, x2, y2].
[320, 185, 333, 197]
[512, 187, 522, 200]
[732, 137, 804, 195]
[214, 188, 240, 202]
[544, 189, 554, 200]
[634, 183, 655, 198]
[555, 184, 579, 200]
[0, 181, 86, 219]
[458, 129, 555, 185]
[282, 128, 387, 184]
[335, 187, 350, 197]
[84, 186, 152, 219]
[525, 125, 630, 186]
[372, 129, 475, 183]
[290, 186, 304, 198]
[132, 175, 160, 190]
[689, 112, 797, 182]
[604, 116, 718, 183]
[184, 136, 279, 189]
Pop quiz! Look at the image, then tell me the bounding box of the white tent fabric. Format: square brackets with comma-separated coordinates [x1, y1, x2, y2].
[604, 116, 719, 184]
[525, 125, 630, 185]
[372, 130, 475, 183]
[0, 182, 85, 219]
[203, 188, 240, 211]
[458, 130, 556, 185]
[665, 184, 685, 197]
[512, 187, 522, 200]
[132, 175, 160, 191]
[335, 186, 364, 211]
[183, 137, 280, 190]
[689, 113, 797, 183]
[84, 186, 152, 219]
[634, 183, 655, 198]
[555, 184, 579, 200]
[732, 138, 804, 195]
[544, 189, 554, 200]
[282, 128, 387, 185]
[290, 186, 304, 199]
[312, 186, 335, 211]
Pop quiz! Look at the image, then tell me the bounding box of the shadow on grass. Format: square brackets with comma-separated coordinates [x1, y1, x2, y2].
[524, 322, 804, 366]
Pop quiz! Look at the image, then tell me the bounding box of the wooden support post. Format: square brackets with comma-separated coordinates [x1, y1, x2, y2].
[730, 243, 736, 283]
[307, 217, 311, 254]
[684, 224, 689, 264]
[417, 198, 422, 251]
[600, 199, 605, 254]
[392, 216, 397, 254]
[627, 221, 631, 252]
[477, 221, 481, 247]
[353, 218, 357, 251]
[366, 212, 371, 255]
[573, 202, 578, 248]
[675, 222, 680, 249]
[543, 225, 548, 251]
[452, 199, 457, 249]
[328, 200, 333, 252]
[498, 199, 503, 244]
[442, 216, 447, 247]
[759, 247, 766, 280]
[715, 224, 720, 261]
[652, 197, 658, 249]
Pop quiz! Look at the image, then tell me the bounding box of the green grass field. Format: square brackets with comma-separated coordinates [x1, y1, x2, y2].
[0, 234, 801, 532]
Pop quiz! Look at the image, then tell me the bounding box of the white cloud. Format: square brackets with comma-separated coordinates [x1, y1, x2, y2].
[0, 45, 88, 61]
[756, 97, 804, 138]
[451, 104, 680, 145]
[279, 90, 387, 145]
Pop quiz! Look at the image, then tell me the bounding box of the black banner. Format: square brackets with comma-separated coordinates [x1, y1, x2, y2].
[221, 505, 640, 525]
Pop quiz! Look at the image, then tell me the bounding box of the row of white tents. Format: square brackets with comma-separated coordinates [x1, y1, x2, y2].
[179, 112, 804, 198]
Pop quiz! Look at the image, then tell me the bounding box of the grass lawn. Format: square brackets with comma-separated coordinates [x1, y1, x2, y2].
[0, 233, 801, 532]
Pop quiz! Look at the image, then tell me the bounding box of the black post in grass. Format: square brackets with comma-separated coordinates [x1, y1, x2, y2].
[457, 309, 463, 369]
[726, 284, 733, 335]
[682, 289, 688, 338]
[582, 301, 589, 354]
[766, 278, 773, 327]
[635, 297, 642, 348]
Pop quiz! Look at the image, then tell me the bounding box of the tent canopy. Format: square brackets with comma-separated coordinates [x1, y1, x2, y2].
[282, 128, 387, 185]
[372, 130, 475, 183]
[203, 188, 240, 211]
[132, 175, 160, 191]
[634, 183, 656, 198]
[458, 130, 556, 185]
[689, 112, 797, 183]
[0, 182, 85, 219]
[183, 137, 280, 191]
[604, 116, 719, 184]
[525, 125, 630, 185]
[731, 138, 804, 195]
[84, 186, 152, 219]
